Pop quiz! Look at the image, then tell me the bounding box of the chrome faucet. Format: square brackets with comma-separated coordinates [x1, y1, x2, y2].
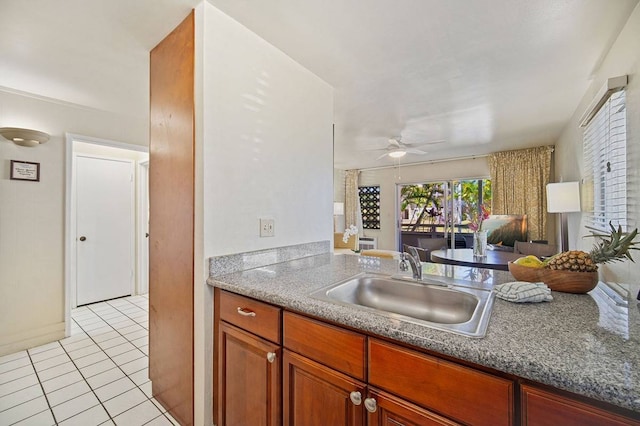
[403, 247, 423, 281]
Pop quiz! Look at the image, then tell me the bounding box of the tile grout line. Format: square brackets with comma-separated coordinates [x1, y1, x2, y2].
[85, 301, 176, 424]
[102, 298, 149, 331]
[1, 295, 172, 426]
[89, 298, 176, 425]
[63, 314, 158, 423]
[76, 299, 170, 424]
[51, 318, 112, 424]
[24, 345, 59, 426]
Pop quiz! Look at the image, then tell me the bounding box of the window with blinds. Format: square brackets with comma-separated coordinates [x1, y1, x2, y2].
[583, 90, 627, 232]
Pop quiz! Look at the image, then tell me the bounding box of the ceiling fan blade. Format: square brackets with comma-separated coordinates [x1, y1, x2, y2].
[388, 138, 401, 148]
[405, 148, 427, 155]
[410, 140, 446, 148]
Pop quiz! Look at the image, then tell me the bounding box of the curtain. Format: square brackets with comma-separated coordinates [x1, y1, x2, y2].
[344, 170, 362, 235]
[488, 146, 553, 241]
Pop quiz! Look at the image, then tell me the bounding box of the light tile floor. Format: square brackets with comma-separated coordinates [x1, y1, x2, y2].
[0, 295, 179, 426]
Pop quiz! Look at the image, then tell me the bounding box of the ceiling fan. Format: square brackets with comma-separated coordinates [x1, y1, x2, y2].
[374, 138, 444, 160]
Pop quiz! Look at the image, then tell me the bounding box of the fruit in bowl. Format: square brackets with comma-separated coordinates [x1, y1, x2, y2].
[513, 255, 544, 268]
[508, 224, 638, 293]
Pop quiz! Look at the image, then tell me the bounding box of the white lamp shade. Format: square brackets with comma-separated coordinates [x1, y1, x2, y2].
[333, 202, 344, 215]
[546, 182, 581, 213]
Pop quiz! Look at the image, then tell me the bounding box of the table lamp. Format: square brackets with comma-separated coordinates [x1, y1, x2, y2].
[546, 182, 581, 252]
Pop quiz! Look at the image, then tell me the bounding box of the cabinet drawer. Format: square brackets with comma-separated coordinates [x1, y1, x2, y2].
[368, 339, 513, 426]
[219, 291, 281, 344]
[283, 312, 366, 380]
[521, 384, 640, 426]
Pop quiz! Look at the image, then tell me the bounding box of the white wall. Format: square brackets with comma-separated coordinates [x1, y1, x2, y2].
[0, 89, 147, 355]
[193, 4, 334, 425]
[555, 3, 640, 283]
[201, 6, 334, 256]
[357, 157, 490, 250]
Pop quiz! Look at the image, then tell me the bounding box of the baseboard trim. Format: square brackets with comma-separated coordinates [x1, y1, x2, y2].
[0, 322, 66, 357]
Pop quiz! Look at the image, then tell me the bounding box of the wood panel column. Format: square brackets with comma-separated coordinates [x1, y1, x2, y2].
[149, 11, 195, 426]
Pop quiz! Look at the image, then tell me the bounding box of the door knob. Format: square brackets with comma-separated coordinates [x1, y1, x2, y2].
[79, 236, 87, 241]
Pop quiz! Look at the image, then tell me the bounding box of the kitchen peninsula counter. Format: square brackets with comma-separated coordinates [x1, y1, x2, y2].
[207, 252, 640, 414]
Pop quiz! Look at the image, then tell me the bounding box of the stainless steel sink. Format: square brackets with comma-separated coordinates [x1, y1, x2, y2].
[310, 274, 495, 337]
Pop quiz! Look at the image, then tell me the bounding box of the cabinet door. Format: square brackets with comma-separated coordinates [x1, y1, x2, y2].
[283, 349, 365, 426]
[521, 384, 640, 426]
[218, 322, 281, 426]
[366, 388, 460, 426]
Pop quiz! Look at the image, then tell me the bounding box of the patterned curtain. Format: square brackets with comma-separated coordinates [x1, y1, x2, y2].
[488, 146, 553, 241]
[344, 170, 362, 235]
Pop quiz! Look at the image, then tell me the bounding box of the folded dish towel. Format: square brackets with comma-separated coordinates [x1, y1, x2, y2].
[494, 281, 553, 303]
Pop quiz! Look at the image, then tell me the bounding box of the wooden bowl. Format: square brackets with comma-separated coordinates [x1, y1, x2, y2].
[507, 262, 599, 294]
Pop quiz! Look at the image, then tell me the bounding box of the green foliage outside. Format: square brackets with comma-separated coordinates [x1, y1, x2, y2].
[400, 180, 491, 232]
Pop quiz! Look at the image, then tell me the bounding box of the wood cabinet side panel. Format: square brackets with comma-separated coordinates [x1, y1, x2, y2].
[149, 11, 195, 426]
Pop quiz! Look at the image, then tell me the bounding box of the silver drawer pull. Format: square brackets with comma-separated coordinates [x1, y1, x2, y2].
[364, 397, 377, 413]
[267, 352, 276, 363]
[349, 391, 362, 405]
[236, 307, 256, 317]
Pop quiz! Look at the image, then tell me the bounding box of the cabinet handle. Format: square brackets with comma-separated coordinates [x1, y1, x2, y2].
[267, 352, 276, 363]
[349, 391, 362, 406]
[364, 397, 377, 413]
[236, 307, 256, 317]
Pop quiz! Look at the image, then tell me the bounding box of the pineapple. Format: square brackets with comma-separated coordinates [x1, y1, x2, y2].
[544, 223, 639, 272]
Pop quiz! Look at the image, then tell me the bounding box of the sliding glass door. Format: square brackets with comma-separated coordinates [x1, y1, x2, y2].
[397, 179, 491, 253]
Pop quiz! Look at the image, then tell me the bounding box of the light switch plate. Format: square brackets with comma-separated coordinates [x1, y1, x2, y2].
[260, 218, 275, 237]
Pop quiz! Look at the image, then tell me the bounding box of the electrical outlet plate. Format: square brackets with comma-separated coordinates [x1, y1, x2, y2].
[260, 218, 275, 237]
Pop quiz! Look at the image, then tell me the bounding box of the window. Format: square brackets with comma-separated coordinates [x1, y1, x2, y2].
[583, 90, 627, 232]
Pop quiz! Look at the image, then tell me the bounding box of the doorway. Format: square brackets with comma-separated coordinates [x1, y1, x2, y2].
[64, 134, 149, 335]
[137, 161, 149, 295]
[75, 154, 134, 306]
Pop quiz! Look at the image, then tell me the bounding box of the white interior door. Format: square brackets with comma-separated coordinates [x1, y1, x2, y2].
[76, 155, 134, 306]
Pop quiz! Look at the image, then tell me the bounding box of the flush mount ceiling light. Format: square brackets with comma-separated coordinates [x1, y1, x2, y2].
[0, 127, 50, 147]
[388, 149, 407, 158]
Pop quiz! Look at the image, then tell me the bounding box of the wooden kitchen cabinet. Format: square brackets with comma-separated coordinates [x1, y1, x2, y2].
[215, 290, 282, 426]
[282, 311, 461, 426]
[215, 290, 638, 425]
[283, 349, 365, 426]
[366, 388, 460, 426]
[521, 384, 640, 426]
[369, 338, 514, 426]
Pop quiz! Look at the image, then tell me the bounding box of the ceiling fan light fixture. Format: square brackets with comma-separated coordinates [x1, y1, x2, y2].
[0, 127, 50, 147]
[388, 150, 407, 158]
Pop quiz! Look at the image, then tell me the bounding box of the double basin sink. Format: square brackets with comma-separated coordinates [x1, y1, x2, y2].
[310, 273, 495, 338]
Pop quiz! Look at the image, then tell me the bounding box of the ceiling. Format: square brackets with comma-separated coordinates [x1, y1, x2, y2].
[1, 0, 637, 170]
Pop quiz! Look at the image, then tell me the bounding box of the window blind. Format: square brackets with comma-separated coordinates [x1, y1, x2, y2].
[583, 90, 627, 232]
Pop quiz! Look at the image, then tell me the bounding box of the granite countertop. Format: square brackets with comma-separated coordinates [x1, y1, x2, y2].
[207, 253, 640, 413]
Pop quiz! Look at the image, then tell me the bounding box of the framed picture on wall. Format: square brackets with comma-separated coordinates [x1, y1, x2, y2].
[10, 160, 40, 182]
